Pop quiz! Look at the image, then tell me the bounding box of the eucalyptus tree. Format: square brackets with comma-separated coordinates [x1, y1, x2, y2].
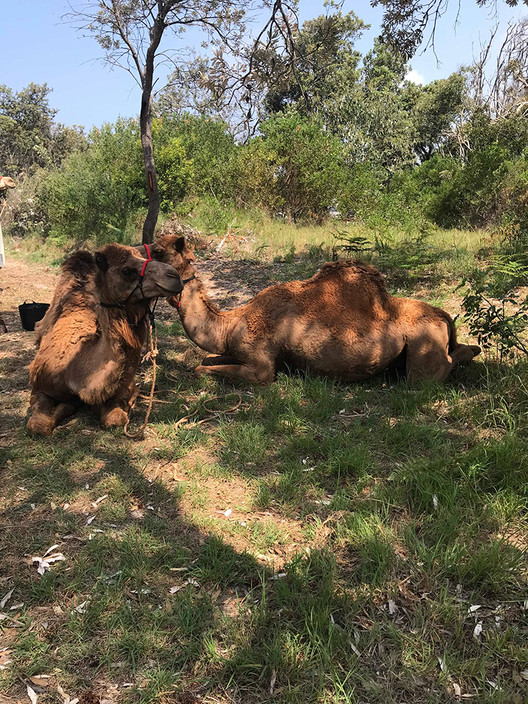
[69, 0, 297, 242]
[372, 0, 528, 58]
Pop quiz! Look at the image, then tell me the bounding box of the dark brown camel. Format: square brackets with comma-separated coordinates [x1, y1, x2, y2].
[139, 234, 481, 385]
[27, 243, 183, 434]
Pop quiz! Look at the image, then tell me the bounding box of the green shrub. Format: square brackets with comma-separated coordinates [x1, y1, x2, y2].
[161, 115, 236, 199]
[39, 119, 144, 245]
[155, 136, 193, 212]
[237, 112, 347, 221]
[461, 257, 528, 360]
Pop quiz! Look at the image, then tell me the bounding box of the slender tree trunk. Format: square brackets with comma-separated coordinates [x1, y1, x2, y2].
[140, 16, 165, 244]
[140, 89, 159, 244]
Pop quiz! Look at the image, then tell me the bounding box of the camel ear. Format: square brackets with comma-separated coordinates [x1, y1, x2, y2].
[174, 237, 186, 254]
[95, 251, 109, 272]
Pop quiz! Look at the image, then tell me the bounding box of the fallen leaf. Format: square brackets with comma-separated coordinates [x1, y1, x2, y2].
[0, 589, 14, 609]
[26, 684, 38, 704]
[269, 669, 277, 695]
[350, 641, 361, 657]
[43, 544, 59, 557]
[29, 675, 50, 687]
[32, 553, 65, 576]
[473, 622, 483, 639]
[0, 648, 12, 670]
[57, 683, 79, 704]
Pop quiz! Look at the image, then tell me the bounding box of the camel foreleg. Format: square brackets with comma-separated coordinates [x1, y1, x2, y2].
[27, 391, 79, 435]
[200, 354, 239, 366]
[194, 357, 275, 385]
[99, 364, 140, 429]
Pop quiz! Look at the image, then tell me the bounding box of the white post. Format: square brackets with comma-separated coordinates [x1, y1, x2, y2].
[0, 220, 5, 269]
[0, 176, 15, 269]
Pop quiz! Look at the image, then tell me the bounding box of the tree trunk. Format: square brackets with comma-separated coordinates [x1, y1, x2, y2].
[140, 15, 165, 244]
[140, 88, 159, 244]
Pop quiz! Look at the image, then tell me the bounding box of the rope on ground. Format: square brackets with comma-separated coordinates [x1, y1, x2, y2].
[174, 393, 242, 429]
[124, 324, 158, 439]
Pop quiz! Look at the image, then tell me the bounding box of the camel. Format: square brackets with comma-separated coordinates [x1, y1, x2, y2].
[27, 243, 183, 435]
[139, 234, 481, 386]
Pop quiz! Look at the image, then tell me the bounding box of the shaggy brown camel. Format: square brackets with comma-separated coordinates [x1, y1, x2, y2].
[139, 234, 481, 385]
[27, 243, 183, 435]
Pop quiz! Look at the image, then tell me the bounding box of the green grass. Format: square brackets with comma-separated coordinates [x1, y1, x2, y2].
[1, 224, 527, 703]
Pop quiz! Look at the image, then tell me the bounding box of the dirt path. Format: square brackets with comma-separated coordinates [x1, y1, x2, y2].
[0, 257, 58, 333]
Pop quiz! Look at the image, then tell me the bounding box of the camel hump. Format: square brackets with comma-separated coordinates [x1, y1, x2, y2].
[316, 259, 388, 294]
[62, 250, 97, 281]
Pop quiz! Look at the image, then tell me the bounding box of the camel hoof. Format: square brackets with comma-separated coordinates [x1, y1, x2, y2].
[194, 365, 207, 378]
[27, 414, 55, 435]
[101, 407, 128, 428]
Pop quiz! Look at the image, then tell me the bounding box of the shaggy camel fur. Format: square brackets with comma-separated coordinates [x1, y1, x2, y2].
[139, 234, 481, 385]
[27, 243, 183, 435]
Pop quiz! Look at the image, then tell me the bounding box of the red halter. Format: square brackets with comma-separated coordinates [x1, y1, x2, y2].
[140, 243, 152, 278]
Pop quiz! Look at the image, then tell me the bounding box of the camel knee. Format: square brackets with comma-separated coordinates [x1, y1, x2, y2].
[101, 405, 129, 428]
[27, 412, 55, 435]
[27, 392, 58, 435]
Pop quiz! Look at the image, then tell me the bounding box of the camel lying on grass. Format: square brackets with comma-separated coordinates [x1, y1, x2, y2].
[27, 243, 183, 435]
[140, 234, 481, 385]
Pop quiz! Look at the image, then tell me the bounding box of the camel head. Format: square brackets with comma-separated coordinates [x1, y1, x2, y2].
[94, 243, 183, 305]
[147, 234, 197, 281]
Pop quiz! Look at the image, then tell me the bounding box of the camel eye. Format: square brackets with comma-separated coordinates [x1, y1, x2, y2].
[121, 267, 138, 280]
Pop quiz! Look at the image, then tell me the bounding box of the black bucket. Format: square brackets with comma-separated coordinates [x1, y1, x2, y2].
[18, 300, 50, 331]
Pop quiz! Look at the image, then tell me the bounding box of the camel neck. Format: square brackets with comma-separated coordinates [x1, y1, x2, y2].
[176, 276, 232, 354]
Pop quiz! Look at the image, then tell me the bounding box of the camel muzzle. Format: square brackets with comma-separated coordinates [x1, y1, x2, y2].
[161, 270, 184, 295]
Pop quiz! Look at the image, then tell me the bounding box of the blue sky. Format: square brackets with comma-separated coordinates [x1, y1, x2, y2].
[1, 1, 525, 129]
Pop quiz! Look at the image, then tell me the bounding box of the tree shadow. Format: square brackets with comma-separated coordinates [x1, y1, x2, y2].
[1, 259, 527, 703]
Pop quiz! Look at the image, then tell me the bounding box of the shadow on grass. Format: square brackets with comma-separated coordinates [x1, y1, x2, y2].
[1, 296, 527, 703]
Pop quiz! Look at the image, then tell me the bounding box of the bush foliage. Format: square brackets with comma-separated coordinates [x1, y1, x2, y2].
[3, 22, 527, 248]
